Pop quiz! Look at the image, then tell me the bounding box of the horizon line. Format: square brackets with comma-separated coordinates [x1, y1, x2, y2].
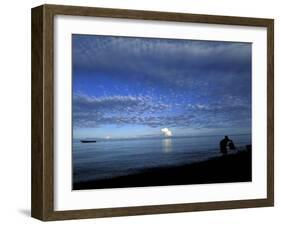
[74, 133, 252, 141]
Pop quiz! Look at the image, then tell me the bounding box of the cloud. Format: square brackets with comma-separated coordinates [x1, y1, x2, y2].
[161, 128, 172, 137]
[73, 94, 173, 128]
[73, 94, 169, 114]
[73, 35, 251, 73]
[72, 35, 252, 132]
[73, 93, 251, 130]
[72, 34, 252, 98]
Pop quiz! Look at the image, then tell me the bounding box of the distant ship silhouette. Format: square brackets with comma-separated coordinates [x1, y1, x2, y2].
[80, 140, 97, 143]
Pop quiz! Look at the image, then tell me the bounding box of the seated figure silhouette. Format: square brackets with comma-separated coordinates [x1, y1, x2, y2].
[220, 136, 235, 155]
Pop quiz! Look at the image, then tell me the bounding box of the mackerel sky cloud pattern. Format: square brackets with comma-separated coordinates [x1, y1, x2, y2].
[72, 34, 252, 138]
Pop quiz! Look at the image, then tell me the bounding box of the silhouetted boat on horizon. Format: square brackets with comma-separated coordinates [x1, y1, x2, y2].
[80, 140, 97, 143]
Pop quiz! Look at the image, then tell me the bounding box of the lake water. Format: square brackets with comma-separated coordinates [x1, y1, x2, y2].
[73, 134, 251, 184]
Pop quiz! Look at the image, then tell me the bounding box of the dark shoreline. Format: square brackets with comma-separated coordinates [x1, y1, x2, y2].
[73, 150, 252, 190]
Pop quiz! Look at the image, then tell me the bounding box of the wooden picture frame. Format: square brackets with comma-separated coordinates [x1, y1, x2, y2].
[31, 4, 274, 221]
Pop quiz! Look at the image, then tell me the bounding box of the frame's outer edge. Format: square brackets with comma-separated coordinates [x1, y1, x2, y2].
[267, 19, 274, 206]
[31, 5, 44, 220]
[31, 5, 55, 221]
[31, 4, 274, 221]
[44, 3, 56, 221]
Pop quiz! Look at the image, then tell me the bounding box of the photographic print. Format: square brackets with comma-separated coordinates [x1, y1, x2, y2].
[31, 5, 274, 220]
[72, 34, 252, 190]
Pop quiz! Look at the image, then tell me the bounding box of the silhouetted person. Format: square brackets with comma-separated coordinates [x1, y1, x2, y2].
[220, 136, 235, 155]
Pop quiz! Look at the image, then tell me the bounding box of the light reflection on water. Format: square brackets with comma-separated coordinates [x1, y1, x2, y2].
[162, 138, 172, 153]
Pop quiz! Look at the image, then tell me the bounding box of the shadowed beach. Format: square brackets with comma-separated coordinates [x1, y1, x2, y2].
[73, 149, 252, 190]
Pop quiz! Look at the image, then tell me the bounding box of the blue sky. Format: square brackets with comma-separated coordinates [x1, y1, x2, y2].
[72, 34, 252, 139]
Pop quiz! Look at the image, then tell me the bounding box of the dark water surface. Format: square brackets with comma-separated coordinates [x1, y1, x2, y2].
[73, 134, 251, 184]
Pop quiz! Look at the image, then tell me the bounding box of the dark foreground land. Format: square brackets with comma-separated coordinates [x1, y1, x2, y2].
[73, 150, 252, 190]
